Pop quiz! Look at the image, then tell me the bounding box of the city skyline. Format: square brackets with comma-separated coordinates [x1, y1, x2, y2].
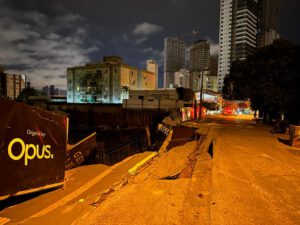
[0, 0, 299, 89]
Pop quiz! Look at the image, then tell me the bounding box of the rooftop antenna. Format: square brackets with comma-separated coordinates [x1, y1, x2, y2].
[180, 30, 199, 44]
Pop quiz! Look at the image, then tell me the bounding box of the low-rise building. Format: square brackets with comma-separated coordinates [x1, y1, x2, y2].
[122, 89, 193, 110]
[67, 56, 157, 104]
[67, 56, 139, 104]
[195, 89, 222, 104]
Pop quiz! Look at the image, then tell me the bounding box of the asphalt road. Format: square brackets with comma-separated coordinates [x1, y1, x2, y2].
[205, 115, 300, 225]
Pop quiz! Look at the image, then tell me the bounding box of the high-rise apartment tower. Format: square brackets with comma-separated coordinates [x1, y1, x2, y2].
[163, 37, 186, 88]
[257, 0, 280, 47]
[218, 0, 234, 92]
[218, 0, 258, 92]
[189, 40, 210, 91]
[232, 0, 258, 61]
[189, 40, 210, 72]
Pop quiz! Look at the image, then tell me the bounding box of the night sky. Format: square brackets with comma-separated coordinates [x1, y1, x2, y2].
[0, 0, 299, 89]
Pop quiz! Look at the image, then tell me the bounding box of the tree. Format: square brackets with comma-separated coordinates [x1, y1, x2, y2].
[223, 39, 300, 124]
[176, 87, 194, 101]
[17, 87, 48, 102]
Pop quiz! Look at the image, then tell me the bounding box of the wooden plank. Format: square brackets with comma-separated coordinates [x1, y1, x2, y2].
[69, 132, 97, 150]
[145, 126, 151, 146]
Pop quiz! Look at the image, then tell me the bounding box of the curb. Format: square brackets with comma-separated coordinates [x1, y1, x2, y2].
[19, 154, 140, 224]
[181, 127, 213, 225]
[128, 152, 158, 175]
[127, 127, 175, 176]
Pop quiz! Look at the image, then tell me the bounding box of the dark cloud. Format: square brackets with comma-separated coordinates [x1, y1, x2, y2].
[133, 23, 164, 36]
[0, 0, 299, 89]
[0, 0, 99, 89]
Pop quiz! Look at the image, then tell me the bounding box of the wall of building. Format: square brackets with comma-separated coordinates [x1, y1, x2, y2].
[189, 40, 210, 72]
[232, 0, 258, 61]
[0, 73, 26, 99]
[209, 55, 219, 76]
[67, 66, 113, 104]
[218, 0, 234, 92]
[206, 75, 218, 92]
[127, 89, 179, 101]
[67, 57, 139, 104]
[174, 68, 190, 88]
[257, 0, 279, 47]
[137, 70, 156, 90]
[123, 99, 186, 110]
[123, 89, 192, 110]
[146, 59, 158, 89]
[218, 0, 258, 92]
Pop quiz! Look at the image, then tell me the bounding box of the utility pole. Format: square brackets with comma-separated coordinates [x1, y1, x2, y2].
[199, 70, 205, 120]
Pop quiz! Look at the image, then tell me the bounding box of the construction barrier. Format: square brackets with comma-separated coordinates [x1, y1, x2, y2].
[65, 132, 97, 170]
[0, 97, 68, 200]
